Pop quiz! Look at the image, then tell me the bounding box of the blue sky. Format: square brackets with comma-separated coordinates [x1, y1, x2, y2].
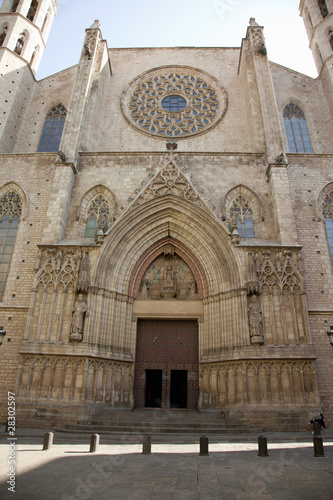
[23, 0, 319, 79]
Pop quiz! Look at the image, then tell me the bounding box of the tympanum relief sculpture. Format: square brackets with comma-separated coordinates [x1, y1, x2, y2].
[139, 254, 198, 300]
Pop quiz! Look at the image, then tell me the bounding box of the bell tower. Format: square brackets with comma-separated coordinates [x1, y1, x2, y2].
[0, 0, 57, 153]
[299, 0, 333, 74]
[0, 0, 57, 74]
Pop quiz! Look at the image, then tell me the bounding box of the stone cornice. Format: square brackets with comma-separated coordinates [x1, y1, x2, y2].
[78, 151, 265, 158]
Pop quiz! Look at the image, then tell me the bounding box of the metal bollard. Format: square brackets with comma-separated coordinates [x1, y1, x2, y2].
[313, 436, 325, 457]
[43, 432, 54, 450]
[313, 422, 321, 437]
[89, 433, 100, 453]
[199, 436, 209, 456]
[142, 435, 151, 455]
[258, 435, 268, 457]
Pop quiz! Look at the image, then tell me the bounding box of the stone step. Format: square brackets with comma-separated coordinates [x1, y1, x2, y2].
[57, 409, 261, 436]
[56, 427, 262, 437]
[63, 423, 251, 433]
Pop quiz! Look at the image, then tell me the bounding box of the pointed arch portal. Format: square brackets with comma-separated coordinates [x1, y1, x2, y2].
[88, 192, 246, 409]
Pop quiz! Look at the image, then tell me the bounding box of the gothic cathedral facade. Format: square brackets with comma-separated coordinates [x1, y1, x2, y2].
[1, 0, 333, 430]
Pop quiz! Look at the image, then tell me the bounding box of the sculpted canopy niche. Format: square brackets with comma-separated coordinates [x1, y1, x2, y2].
[121, 66, 228, 138]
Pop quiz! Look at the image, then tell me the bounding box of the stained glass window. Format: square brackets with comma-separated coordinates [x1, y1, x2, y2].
[161, 95, 187, 112]
[84, 195, 110, 238]
[283, 104, 313, 153]
[230, 195, 255, 238]
[38, 104, 67, 153]
[0, 192, 22, 301]
[323, 191, 333, 261]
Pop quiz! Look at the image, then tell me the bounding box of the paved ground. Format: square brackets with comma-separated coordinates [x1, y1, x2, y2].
[0, 429, 333, 499]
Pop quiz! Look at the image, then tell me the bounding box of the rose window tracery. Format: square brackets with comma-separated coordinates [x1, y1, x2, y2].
[121, 66, 228, 138]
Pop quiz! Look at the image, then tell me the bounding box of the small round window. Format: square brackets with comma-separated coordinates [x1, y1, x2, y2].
[161, 95, 187, 112]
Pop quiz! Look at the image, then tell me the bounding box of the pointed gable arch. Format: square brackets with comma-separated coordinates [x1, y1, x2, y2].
[222, 185, 264, 223]
[0, 181, 28, 220]
[0, 182, 28, 301]
[76, 184, 117, 238]
[93, 194, 241, 297]
[317, 182, 333, 261]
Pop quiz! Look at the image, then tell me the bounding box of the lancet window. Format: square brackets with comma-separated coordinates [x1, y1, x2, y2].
[283, 104, 313, 153]
[14, 35, 25, 55]
[84, 195, 110, 238]
[0, 26, 8, 47]
[11, 1, 19, 12]
[0, 191, 22, 300]
[230, 195, 255, 238]
[322, 191, 333, 261]
[27, 0, 38, 22]
[318, 0, 329, 18]
[38, 104, 67, 152]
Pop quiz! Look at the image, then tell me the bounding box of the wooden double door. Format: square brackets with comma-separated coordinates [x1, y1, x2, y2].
[134, 319, 199, 409]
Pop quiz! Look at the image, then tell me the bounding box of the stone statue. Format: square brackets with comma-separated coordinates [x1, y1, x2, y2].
[70, 294, 88, 342]
[160, 264, 176, 298]
[248, 295, 264, 345]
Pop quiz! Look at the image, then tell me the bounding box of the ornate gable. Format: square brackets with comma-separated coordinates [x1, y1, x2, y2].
[120, 158, 218, 219]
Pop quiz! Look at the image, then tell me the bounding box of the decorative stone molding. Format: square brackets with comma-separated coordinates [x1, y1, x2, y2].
[247, 249, 304, 294]
[17, 355, 134, 407]
[34, 248, 82, 291]
[122, 160, 219, 222]
[121, 66, 228, 139]
[199, 359, 319, 409]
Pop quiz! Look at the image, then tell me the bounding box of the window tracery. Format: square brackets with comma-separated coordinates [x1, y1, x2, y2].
[38, 104, 67, 152]
[230, 195, 255, 238]
[122, 66, 227, 138]
[322, 191, 333, 261]
[283, 104, 313, 153]
[84, 195, 110, 238]
[0, 191, 22, 300]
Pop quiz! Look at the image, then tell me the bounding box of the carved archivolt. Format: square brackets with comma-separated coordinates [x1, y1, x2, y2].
[17, 355, 134, 407]
[121, 66, 228, 138]
[199, 359, 318, 409]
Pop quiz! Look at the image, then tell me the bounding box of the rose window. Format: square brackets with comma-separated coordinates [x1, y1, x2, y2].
[121, 66, 228, 139]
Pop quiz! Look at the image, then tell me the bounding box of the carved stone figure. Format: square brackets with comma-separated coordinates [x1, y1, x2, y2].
[248, 295, 264, 345]
[160, 264, 176, 299]
[70, 294, 88, 342]
[77, 252, 90, 293]
[138, 254, 198, 300]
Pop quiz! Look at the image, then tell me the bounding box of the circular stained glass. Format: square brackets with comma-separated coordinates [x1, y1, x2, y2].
[121, 66, 228, 139]
[161, 95, 187, 112]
